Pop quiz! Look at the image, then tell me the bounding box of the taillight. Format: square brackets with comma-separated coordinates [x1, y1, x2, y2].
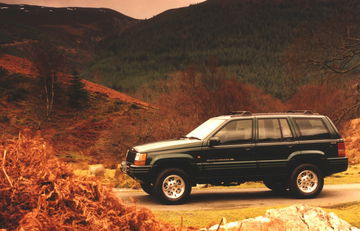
[134, 153, 147, 166]
[337, 142, 346, 157]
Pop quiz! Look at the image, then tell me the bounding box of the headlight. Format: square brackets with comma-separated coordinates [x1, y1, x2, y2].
[134, 153, 147, 166]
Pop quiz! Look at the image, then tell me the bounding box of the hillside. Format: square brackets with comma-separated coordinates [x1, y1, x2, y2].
[0, 53, 153, 164]
[0, 3, 138, 69]
[1, 1, 359, 100]
[89, 0, 360, 99]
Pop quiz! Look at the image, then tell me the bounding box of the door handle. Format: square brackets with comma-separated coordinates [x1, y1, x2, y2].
[288, 145, 294, 148]
[245, 148, 252, 151]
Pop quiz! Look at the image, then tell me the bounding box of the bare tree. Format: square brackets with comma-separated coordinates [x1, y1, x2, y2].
[25, 41, 66, 119]
[282, 7, 360, 121]
[283, 7, 360, 77]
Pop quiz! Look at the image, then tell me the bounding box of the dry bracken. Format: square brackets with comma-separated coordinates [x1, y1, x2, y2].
[0, 135, 176, 231]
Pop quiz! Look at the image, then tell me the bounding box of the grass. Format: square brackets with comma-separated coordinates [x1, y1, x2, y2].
[154, 206, 276, 228]
[154, 202, 360, 228]
[324, 202, 360, 228]
[74, 166, 140, 188]
[325, 164, 360, 184]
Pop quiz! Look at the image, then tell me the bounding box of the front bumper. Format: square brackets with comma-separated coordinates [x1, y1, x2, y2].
[121, 161, 152, 181]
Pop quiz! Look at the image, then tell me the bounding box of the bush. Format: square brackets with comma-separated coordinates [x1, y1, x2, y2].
[0, 67, 8, 78]
[6, 88, 27, 102]
[134, 66, 285, 142]
[68, 71, 88, 109]
[0, 115, 9, 124]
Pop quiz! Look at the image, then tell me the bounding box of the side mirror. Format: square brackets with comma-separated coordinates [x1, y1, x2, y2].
[209, 137, 220, 146]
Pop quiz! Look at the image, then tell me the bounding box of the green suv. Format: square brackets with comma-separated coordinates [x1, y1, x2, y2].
[121, 111, 348, 204]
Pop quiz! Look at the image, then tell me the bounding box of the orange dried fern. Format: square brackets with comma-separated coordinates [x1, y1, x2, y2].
[0, 135, 175, 231]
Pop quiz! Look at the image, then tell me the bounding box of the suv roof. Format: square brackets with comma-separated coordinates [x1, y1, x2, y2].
[214, 110, 323, 119]
[228, 110, 318, 116]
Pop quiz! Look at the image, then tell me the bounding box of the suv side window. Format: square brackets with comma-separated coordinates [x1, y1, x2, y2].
[214, 119, 253, 144]
[279, 119, 293, 139]
[258, 118, 293, 141]
[294, 118, 330, 140]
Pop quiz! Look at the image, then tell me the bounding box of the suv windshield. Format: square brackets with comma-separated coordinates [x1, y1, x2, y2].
[186, 118, 225, 140]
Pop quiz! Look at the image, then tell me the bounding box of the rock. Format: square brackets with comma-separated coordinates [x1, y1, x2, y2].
[205, 204, 360, 231]
[88, 164, 105, 176]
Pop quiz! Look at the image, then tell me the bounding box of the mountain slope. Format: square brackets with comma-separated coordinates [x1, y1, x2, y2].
[0, 3, 137, 43]
[89, 0, 359, 99]
[0, 53, 155, 163]
[0, 3, 139, 71]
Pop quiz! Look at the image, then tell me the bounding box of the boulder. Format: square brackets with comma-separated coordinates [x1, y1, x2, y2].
[88, 164, 105, 176]
[205, 204, 359, 231]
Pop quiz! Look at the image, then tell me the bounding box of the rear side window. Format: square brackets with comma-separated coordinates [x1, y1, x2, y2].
[294, 118, 330, 140]
[258, 119, 281, 140]
[258, 118, 293, 141]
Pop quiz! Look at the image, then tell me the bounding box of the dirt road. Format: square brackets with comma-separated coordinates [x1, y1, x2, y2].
[114, 184, 360, 211]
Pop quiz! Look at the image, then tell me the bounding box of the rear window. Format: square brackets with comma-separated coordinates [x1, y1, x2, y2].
[294, 118, 330, 140]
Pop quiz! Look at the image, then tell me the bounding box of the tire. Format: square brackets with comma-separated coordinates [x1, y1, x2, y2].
[289, 163, 324, 198]
[140, 182, 154, 195]
[154, 168, 191, 204]
[263, 179, 288, 193]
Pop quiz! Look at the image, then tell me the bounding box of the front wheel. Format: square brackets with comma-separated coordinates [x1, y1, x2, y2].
[289, 163, 324, 198]
[154, 168, 191, 204]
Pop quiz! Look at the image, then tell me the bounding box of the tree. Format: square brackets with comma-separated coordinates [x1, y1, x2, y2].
[282, 6, 360, 121]
[25, 41, 66, 119]
[283, 5, 360, 77]
[68, 71, 88, 109]
[0, 67, 8, 78]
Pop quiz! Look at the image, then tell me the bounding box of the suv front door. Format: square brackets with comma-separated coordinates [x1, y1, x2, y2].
[199, 119, 257, 178]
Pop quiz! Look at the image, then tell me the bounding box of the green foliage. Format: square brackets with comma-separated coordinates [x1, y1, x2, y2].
[68, 71, 88, 109]
[87, 0, 357, 99]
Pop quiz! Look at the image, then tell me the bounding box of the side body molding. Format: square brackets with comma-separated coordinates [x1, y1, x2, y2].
[287, 150, 325, 161]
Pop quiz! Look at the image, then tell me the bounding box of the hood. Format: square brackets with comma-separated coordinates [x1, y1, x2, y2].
[133, 139, 202, 153]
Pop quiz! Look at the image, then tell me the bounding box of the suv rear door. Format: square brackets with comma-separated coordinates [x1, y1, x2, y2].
[255, 117, 297, 176]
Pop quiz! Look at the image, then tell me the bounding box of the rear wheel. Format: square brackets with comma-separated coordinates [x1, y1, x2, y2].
[154, 168, 191, 204]
[289, 163, 323, 198]
[140, 182, 154, 195]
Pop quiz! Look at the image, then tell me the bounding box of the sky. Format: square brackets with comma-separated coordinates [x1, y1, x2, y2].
[0, 0, 206, 19]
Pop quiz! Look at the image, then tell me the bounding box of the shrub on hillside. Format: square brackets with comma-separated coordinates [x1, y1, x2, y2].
[287, 83, 359, 126]
[0, 135, 175, 230]
[0, 67, 8, 78]
[68, 71, 88, 109]
[134, 66, 285, 143]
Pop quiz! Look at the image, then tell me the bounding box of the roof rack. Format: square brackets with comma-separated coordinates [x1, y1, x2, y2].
[227, 111, 252, 116]
[287, 110, 314, 114]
